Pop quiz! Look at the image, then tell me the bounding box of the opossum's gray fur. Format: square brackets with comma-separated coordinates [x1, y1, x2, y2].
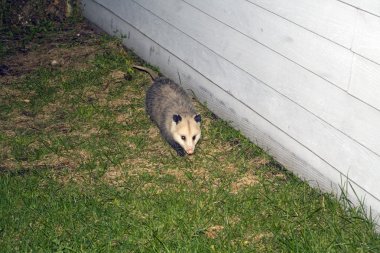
[133, 65, 200, 156]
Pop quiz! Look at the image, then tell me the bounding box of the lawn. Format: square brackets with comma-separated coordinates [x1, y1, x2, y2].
[1, 9, 380, 252]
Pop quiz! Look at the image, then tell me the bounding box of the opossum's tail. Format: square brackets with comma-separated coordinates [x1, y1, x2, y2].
[133, 65, 159, 80]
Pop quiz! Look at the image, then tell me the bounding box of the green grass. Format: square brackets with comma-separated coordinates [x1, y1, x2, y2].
[0, 20, 380, 252]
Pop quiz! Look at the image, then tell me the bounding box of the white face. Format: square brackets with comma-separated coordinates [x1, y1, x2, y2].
[171, 115, 201, 155]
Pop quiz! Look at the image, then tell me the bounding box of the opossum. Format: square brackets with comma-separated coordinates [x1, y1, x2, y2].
[133, 65, 201, 156]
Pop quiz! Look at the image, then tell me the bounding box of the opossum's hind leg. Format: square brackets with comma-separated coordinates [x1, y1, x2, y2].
[168, 140, 185, 156]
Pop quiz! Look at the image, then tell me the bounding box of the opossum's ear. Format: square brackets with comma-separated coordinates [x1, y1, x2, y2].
[173, 114, 182, 124]
[194, 114, 201, 123]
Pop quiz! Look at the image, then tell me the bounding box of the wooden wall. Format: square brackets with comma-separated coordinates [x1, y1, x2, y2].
[82, 0, 380, 225]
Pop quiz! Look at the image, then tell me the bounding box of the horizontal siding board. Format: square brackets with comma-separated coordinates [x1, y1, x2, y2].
[340, 0, 380, 16]
[352, 10, 380, 65]
[250, 0, 380, 64]
[185, 0, 352, 90]
[122, 0, 380, 156]
[350, 55, 380, 110]
[248, 0, 357, 48]
[88, 0, 380, 200]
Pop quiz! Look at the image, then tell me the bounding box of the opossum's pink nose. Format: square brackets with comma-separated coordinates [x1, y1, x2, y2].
[186, 149, 194, 155]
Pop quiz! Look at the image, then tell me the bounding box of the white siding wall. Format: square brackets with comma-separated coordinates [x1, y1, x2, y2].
[82, 0, 380, 225]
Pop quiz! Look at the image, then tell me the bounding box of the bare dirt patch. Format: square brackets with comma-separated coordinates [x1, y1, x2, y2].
[1, 22, 100, 84]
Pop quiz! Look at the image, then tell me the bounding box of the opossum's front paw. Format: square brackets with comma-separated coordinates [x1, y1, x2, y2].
[171, 142, 185, 156]
[176, 148, 186, 157]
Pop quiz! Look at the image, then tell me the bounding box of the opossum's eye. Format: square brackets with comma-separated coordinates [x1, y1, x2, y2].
[181, 136, 186, 140]
[192, 135, 196, 141]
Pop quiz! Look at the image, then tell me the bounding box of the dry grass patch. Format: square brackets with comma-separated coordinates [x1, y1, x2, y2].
[0, 158, 17, 171]
[192, 168, 211, 181]
[147, 126, 160, 139]
[230, 174, 259, 194]
[32, 153, 77, 170]
[115, 114, 130, 124]
[141, 182, 163, 194]
[102, 70, 127, 91]
[0, 87, 24, 100]
[226, 215, 241, 226]
[54, 169, 93, 186]
[205, 225, 224, 239]
[102, 166, 126, 187]
[46, 122, 71, 134]
[250, 156, 271, 168]
[223, 162, 239, 175]
[70, 127, 100, 138]
[0, 108, 38, 131]
[1, 153, 76, 172]
[107, 98, 131, 108]
[125, 159, 158, 177]
[162, 169, 188, 183]
[253, 232, 274, 242]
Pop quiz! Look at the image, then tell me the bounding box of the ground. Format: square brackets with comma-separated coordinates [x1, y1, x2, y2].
[0, 7, 380, 252]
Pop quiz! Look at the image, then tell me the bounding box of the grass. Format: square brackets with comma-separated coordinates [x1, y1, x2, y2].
[1, 19, 380, 252]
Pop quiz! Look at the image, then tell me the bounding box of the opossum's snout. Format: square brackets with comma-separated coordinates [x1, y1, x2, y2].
[186, 147, 194, 155]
